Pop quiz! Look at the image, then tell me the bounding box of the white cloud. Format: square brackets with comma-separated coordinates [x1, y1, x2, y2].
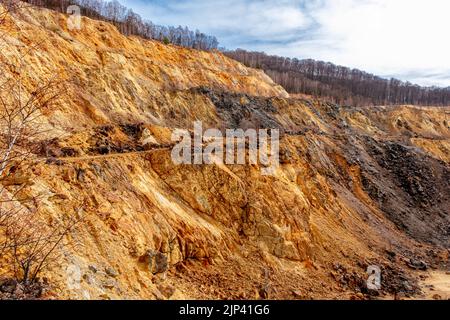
[121, 0, 450, 87]
[122, 0, 312, 40]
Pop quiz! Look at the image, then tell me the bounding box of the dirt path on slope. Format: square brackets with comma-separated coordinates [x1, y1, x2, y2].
[44, 147, 171, 163]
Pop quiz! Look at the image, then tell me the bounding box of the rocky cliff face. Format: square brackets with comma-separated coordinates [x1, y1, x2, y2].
[0, 5, 449, 300]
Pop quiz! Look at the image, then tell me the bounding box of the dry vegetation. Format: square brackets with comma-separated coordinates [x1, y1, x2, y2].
[0, 2, 82, 299]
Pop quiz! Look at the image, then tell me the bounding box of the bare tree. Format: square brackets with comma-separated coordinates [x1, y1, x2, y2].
[7, 206, 83, 284]
[0, 5, 81, 295]
[0, 0, 18, 25]
[0, 75, 64, 176]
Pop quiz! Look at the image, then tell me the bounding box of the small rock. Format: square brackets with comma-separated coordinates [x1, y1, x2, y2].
[432, 294, 442, 300]
[105, 266, 119, 278]
[157, 284, 176, 299]
[153, 288, 166, 300]
[407, 259, 427, 271]
[385, 250, 396, 259]
[83, 273, 95, 285]
[88, 265, 98, 273]
[98, 145, 110, 155]
[13, 283, 25, 297]
[140, 250, 168, 274]
[102, 279, 118, 289]
[350, 293, 365, 300]
[0, 279, 18, 294]
[402, 281, 413, 292]
[99, 293, 111, 300]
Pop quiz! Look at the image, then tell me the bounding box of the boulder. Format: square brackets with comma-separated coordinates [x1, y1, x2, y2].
[140, 250, 168, 274]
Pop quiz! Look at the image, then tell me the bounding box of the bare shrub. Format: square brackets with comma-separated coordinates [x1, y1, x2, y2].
[0, 7, 81, 295]
[7, 206, 83, 284]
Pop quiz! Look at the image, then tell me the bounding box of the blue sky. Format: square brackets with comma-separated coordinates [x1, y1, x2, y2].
[121, 0, 450, 87]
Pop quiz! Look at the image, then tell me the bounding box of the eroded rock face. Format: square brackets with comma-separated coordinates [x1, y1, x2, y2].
[0, 6, 449, 300]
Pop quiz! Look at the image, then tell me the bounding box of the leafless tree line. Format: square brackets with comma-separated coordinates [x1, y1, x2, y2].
[0, 0, 22, 22]
[22, 0, 219, 50]
[225, 49, 450, 107]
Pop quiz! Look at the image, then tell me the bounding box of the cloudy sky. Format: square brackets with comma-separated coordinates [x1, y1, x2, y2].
[121, 0, 450, 87]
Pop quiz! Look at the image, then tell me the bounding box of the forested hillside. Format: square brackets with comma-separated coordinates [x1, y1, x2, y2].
[225, 49, 450, 106]
[18, 1, 450, 107]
